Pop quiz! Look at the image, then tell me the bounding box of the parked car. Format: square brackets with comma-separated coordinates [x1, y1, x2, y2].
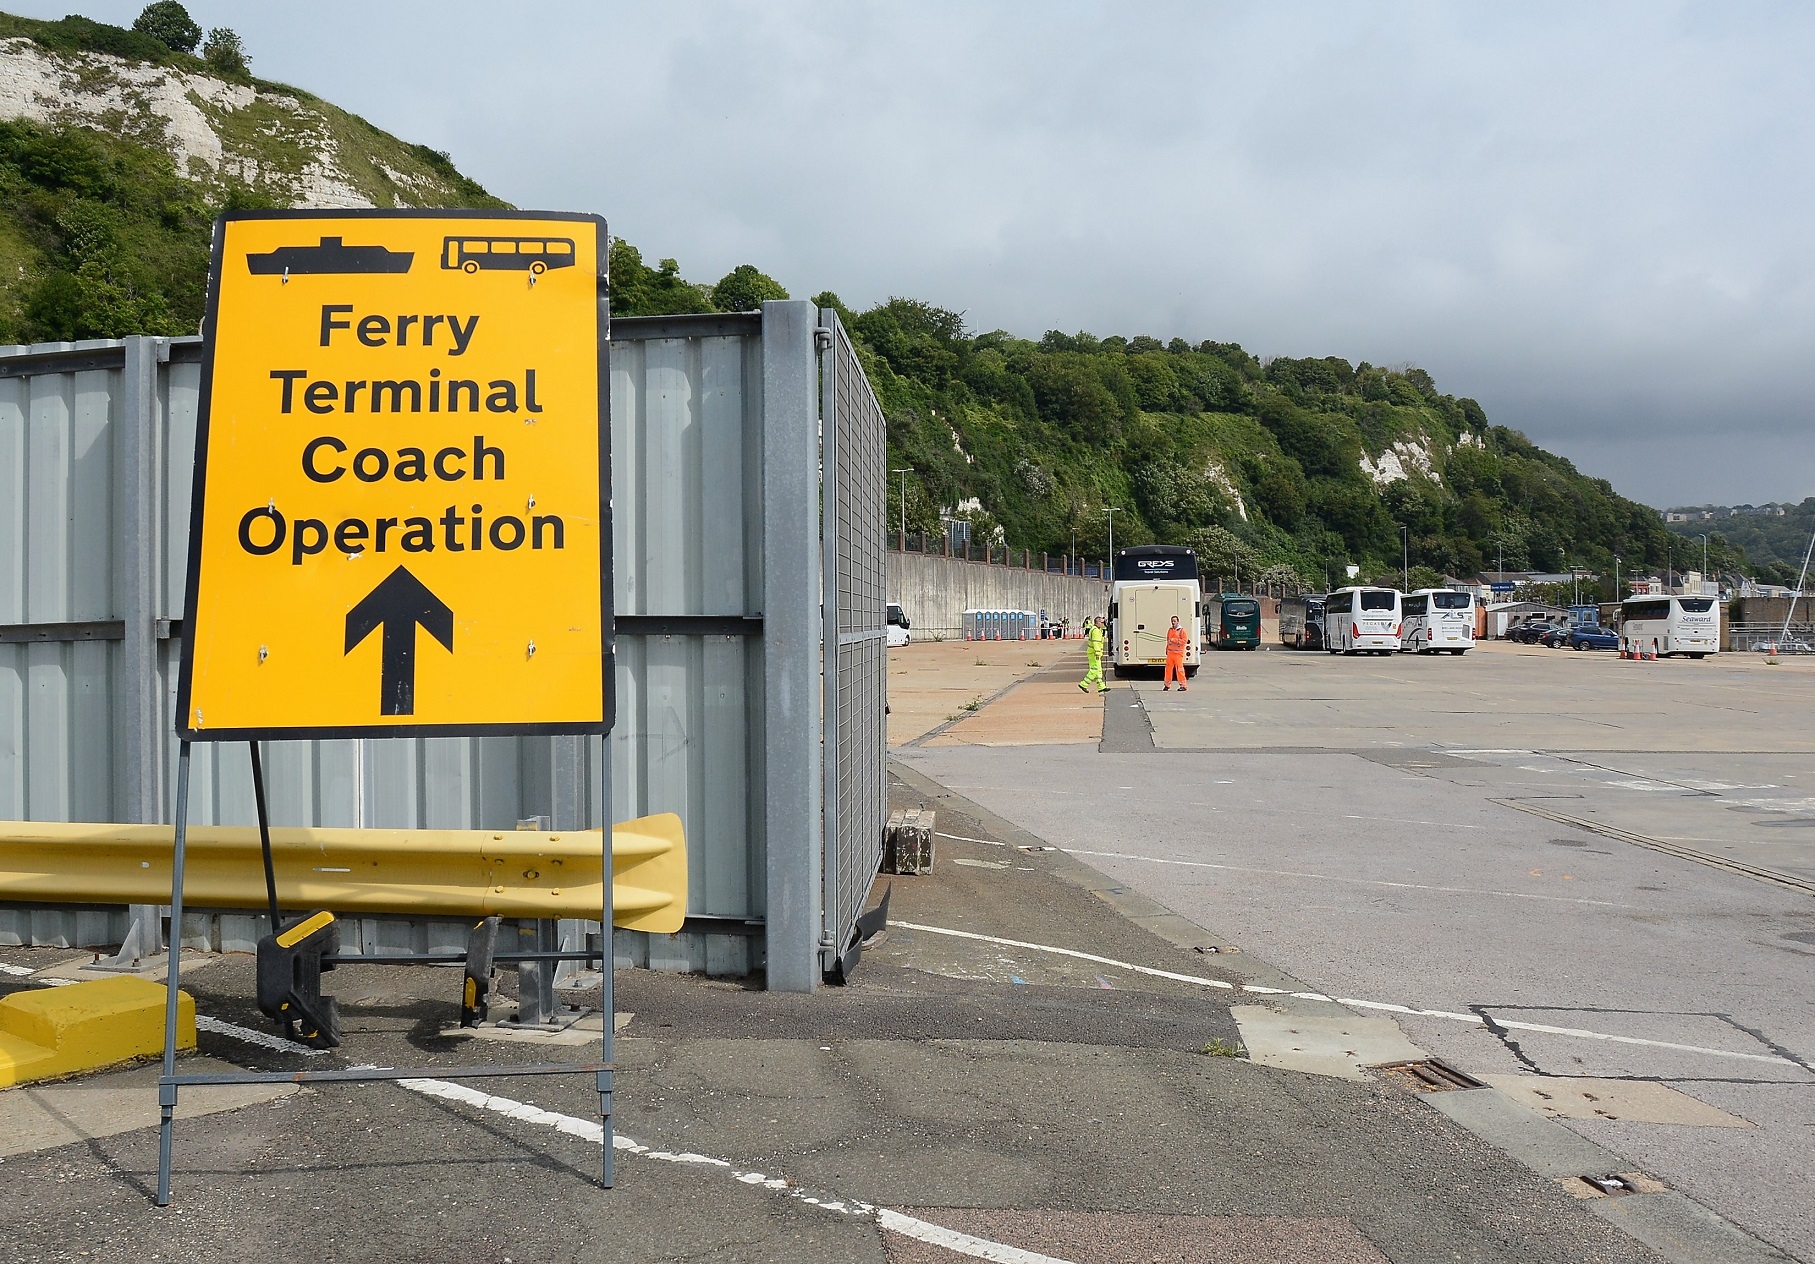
[1537, 624, 1572, 648]
[1510, 619, 1558, 644]
[1566, 624, 1620, 651]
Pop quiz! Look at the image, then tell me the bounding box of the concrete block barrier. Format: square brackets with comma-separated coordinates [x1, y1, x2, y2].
[0, 975, 194, 1087]
[882, 808, 936, 875]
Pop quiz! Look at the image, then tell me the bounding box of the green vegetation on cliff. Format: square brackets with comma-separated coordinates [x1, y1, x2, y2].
[1666, 502, 1815, 586]
[824, 298, 1681, 592]
[0, 6, 505, 342]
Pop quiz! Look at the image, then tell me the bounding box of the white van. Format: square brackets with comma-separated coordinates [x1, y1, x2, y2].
[886, 602, 911, 647]
[1323, 586, 1402, 655]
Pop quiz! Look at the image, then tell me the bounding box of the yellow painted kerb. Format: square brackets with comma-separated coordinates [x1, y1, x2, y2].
[0, 975, 195, 1089]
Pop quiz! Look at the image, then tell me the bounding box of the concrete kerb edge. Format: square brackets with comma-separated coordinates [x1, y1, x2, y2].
[883, 756, 1795, 1264]
[903, 660, 1077, 749]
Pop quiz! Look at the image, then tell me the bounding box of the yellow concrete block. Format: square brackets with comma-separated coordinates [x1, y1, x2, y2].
[0, 976, 194, 1089]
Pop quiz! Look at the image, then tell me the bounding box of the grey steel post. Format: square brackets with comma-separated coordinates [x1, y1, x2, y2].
[121, 338, 165, 960]
[155, 741, 193, 1207]
[761, 300, 823, 993]
[118, 336, 161, 824]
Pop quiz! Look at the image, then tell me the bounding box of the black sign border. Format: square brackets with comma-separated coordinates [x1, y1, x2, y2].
[174, 208, 614, 742]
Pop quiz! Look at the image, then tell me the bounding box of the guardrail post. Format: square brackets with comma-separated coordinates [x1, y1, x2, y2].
[546, 736, 590, 996]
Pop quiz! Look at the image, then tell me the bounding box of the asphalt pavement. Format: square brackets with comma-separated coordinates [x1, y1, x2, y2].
[0, 753, 1673, 1264]
[900, 638, 1815, 1261]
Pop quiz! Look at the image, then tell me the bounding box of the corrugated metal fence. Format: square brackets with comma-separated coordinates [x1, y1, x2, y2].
[0, 302, 875, 990]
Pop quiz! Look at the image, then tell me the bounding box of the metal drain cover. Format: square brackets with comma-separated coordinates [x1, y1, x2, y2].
[1372, 1057, 1487, 1092]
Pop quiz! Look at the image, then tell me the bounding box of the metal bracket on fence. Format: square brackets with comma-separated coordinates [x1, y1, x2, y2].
[81, 902, 166, 972]
[500, 919, 589, 1032]
[824, 883, 891, 987]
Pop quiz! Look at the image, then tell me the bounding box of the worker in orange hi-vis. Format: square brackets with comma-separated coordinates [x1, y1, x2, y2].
[1163, 614, 1190, 691]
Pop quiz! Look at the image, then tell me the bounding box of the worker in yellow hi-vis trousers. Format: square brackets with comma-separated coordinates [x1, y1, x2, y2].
[1080, 615, 1108, 693]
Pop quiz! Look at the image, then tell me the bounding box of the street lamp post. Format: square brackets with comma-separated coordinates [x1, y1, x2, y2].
[891, 467, 913, 549]
[1071, 527, 1079, 575]
[1614, 556, 1621, 602]
[1400, 525, 1409, 593]
[1698, 533, 1708, 591]
[1104, 507, 1120, 574]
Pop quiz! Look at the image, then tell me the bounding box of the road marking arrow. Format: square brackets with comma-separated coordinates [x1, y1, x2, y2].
[344, 566, 455, 715]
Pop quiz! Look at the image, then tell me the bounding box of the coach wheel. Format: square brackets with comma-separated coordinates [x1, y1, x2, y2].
[1185, 665, 1199, 678]
[463, 260, 480, 273]
[530, 260, 547, 275]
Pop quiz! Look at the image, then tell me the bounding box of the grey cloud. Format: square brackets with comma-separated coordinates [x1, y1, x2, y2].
[41, 0, 1815, 505]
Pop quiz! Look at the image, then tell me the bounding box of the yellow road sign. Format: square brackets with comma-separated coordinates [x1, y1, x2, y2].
[176, 211, 610, 739]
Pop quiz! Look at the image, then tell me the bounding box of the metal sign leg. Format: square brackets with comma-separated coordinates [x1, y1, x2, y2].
[249, 741, 280, 934]
[599, 735, 615, 1187]
[156, 740, 194, 1208]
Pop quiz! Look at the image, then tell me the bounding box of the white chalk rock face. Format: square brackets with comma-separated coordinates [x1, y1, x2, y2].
[0, 38, 457, 211]
[1360, 435, 1443, 487]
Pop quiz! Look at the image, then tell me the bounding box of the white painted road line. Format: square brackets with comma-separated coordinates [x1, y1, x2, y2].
[892, 921, 1802, 1069]
[0, 962, 32, 976]
[937, 831, 1008, 847]
[1064, 846, 1629, 907]
[196, 1013, 332, 1057]
[399, 1078, 1078, 1264]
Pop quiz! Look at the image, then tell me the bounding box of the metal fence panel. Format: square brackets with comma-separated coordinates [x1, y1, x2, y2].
[819, 311, 888, 971]
[0, 317, 781, 976]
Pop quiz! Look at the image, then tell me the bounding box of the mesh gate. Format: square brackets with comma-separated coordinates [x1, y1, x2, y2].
[820, 311, 888, 974]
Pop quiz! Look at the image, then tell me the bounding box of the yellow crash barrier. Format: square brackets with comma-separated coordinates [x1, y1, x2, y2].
[0, 814, 686, 933]
[0, 975, 195, 1088]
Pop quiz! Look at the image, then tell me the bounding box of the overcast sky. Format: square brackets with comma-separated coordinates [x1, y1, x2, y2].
[39, 2, 1815, 508]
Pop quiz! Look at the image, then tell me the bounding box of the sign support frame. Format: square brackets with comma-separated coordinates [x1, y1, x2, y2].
[153, 740, 618, 1204]
[154, 208, 619, 1206]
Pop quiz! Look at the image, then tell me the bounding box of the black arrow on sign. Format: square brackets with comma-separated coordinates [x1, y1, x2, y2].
[344, 566, 455, 716]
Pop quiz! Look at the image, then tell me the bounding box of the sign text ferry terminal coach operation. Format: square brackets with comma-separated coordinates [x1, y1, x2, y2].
[176, 211, 611, 741]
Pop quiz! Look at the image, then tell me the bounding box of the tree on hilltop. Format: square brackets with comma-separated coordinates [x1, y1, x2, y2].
[132, 2, 201, 53]
[202, 27, 249, 76]
[711, 264, 789, 312]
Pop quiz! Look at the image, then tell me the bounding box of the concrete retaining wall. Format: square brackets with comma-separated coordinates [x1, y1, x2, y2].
[1731, 596, 1810, 626]
[888, 551, 1108, 637]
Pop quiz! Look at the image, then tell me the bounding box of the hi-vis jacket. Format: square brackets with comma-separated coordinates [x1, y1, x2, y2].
[1085, 625, 1106, 658]
[1165, 626, 1190, 657]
